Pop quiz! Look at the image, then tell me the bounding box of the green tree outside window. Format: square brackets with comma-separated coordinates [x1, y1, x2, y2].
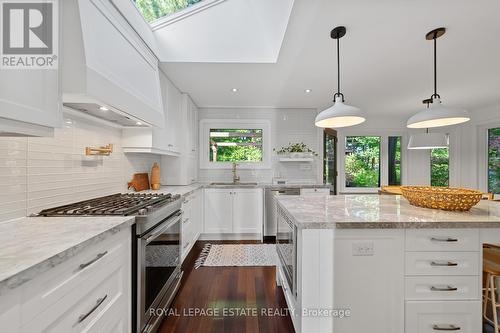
[488, 128, 500, 194]
[345, 136, 381, 188]
[134, 0, 203, 23]
[431, 148, 449, 187]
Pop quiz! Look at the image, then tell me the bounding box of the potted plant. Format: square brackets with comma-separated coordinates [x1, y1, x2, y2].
[274, 142, 318, 158]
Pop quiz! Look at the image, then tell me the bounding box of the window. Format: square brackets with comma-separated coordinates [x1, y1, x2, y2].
[209, 129, 263, 163]
[345, 136, 381, 188]
[133, 0, 203, 23]
[430, 148, 449, 187]
[388, 136, 402, 186]
[488, 128, 500, 194]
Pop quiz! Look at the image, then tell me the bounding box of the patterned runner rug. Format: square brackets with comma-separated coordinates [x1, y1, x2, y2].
[195, 244, 278, 269]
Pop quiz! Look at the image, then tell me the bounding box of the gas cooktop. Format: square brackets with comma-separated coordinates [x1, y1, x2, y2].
[36, 193, 179, 217]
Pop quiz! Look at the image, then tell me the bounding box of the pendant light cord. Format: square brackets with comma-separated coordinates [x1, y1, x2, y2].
[431, 36, 440, 100]
[337, 37, 340, 96]
[334, 36, 345, 102]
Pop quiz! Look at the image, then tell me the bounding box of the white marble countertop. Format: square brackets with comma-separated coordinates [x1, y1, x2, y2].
[0, 216, 134, 295]
[276, 195, 500, 229]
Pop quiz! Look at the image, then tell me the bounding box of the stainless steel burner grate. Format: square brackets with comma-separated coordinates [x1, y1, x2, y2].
[37, 193, 174, 216]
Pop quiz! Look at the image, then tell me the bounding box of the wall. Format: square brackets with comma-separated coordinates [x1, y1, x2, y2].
[0, 114, 160, 222]
[196, 107, 321, 184]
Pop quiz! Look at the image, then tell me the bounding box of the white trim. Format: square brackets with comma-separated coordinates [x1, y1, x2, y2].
[477, 121, 500, 193]
[199, 119, 272, 170]
[150, 0, 227, 30]
[337, 129, 409, 194]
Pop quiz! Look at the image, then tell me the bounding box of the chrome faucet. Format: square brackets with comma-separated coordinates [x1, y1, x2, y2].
[232, 163, 240, 184]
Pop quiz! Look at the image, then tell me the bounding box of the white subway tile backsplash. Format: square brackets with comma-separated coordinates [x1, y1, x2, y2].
[0, 116, 160, 221]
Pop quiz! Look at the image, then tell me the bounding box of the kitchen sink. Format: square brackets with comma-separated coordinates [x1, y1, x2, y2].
[209, 182, 259, 186]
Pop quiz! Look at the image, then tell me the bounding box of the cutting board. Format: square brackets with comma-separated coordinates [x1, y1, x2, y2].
[128, 173, 150, 192]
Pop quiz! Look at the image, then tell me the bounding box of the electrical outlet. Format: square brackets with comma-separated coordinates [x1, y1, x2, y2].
[352, 242, 374, 256]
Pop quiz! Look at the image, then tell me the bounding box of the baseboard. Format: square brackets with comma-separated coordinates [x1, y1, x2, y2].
[199, 233, 262, 241]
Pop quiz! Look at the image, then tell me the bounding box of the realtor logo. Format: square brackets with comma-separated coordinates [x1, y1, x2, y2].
[1, 0, 58, 69]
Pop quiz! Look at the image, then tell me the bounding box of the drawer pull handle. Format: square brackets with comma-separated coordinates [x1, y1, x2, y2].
[79, 251, 108, 270]
[430, 285, 458, 292]
[77, 294, 108, 323]
[183, 218, 190, 224]
[430, 237, 458, 242]
[430, 261, 458, 267]
[432, 324, 461, 331]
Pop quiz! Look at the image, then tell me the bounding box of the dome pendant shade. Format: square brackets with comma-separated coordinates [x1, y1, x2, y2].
[315, 95, 366, 128]
[407, 98, 470, 128]
[407, 28, 470, 129]
[315, 26, 364, 129]
[407, 132, 449, 149]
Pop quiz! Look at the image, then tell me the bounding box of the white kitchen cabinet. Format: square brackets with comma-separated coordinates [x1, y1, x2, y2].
[233, 189, 263, 233]
[0, 227, 131, 333]
[204, 189, 233, 234]
[181, 189, 202, 261]
[185, 94, 199, 157]
[275, 216, 493, 333]
[405, 301, 481, 333]
[299, 188, 330, 196]
[122, 71, 181, 155]
[159, 94, 199, 185]
[203, 188, 263, 239]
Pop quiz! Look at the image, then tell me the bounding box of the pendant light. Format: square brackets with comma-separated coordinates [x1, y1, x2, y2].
[315, 26, 365, 128]
[407, 28, 470, 129]
[408, 99, 449, 149]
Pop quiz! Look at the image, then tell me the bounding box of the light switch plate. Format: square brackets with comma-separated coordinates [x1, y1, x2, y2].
[352, 241, 375, 256]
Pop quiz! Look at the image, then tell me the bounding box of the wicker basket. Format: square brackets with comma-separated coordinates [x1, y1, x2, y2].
[400, 186, 483, 211]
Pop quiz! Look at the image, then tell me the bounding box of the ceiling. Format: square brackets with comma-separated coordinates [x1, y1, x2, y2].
[159, 0, 500, 117]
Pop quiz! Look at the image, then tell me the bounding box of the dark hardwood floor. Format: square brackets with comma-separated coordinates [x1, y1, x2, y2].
[158, 241, 295, 333]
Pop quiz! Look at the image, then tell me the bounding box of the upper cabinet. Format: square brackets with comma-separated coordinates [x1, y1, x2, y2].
[0, 2, 61, 136]
[122, 70, 183, 155]
[0, 69, 60, 136]
[61, 0, 164, 127]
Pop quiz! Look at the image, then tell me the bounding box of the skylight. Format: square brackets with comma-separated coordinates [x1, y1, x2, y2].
[133, 0, 203, 23]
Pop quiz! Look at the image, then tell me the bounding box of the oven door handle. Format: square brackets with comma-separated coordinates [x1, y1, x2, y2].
[145, 212, 182, 244]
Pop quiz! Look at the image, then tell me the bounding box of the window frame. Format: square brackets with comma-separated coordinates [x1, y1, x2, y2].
[477, 122, 500, 194]
[337, 130, 408, 194]
[344, 135, 382, 189]
[199, 119, 271, 170]
[488, 127, 500, 194]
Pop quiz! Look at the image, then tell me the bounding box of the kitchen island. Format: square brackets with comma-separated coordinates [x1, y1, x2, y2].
[275, 195, 500, 333]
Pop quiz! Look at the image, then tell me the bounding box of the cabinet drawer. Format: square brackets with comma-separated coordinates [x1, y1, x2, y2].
[405, 276, 479, 300]
[22, 251, 128, 332]
[405, 301, 481, 333]
[405, 229, 479, 252]
[300, 188, 330, 195]
[405, 252, 479, 276]
[20, 230, 129, 324]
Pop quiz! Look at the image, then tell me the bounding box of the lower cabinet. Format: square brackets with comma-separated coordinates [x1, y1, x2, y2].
[203, 188, 263, 239]
[181, 189, 202, 260]
[405, 301, 481, 333]
[0, 227, 131, 333]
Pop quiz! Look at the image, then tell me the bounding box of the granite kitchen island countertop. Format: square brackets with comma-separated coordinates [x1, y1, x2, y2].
[0, 216, 135, 295]
[276, 194, 500, 229]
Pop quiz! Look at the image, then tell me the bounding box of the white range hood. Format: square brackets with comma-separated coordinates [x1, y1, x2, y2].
[61, 0, 164, 127]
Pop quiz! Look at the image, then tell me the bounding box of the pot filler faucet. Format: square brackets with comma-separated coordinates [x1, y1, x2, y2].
[232, 162, 240, 184]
